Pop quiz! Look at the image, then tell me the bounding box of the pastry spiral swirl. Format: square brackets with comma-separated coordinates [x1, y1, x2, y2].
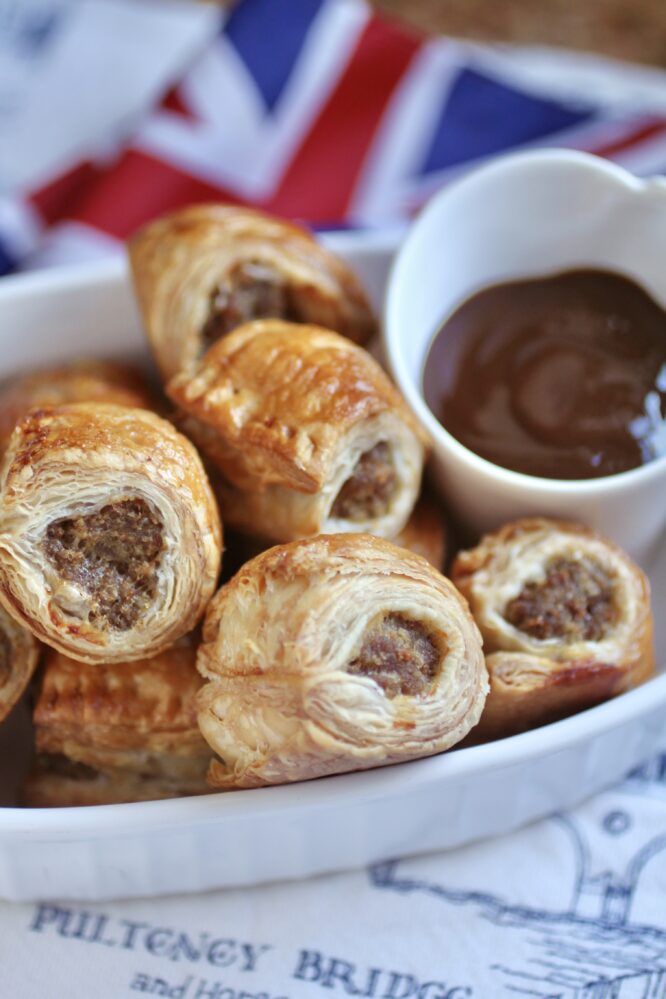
[197, 533, 487, 788]
[452, 518, 655, 740]
[0, 404, 222, 664]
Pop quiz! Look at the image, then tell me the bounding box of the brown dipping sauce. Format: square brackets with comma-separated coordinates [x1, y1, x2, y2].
[422, 269, 666, 479]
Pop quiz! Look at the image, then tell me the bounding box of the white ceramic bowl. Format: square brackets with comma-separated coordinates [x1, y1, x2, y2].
[384, 149, 666, 565]
[0, 235, 664, 902]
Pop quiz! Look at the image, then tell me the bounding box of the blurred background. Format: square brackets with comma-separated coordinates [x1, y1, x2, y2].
[374, 0, 666, 66]
[1, 0, 665, 274]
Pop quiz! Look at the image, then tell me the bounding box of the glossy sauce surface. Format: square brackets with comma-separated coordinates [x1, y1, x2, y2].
[422, 269, 666, 479]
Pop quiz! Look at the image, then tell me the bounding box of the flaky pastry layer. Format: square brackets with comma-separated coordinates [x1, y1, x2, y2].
[0, 404, 222, 663]
[0, 602, 40, 724]
[0, 359, 157, 458]
[33, 640, 210, 778]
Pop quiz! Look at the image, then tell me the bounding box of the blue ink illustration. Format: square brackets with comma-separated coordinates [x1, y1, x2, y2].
[369, 751, 666, 997]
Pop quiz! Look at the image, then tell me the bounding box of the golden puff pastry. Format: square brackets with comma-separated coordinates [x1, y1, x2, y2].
[128, 204, 377, 380]
[0, 359, 158, 458]
[0, 603, 41, 725]
[23, 639, 210, 805]
[169, 321, 427, 542]
[452, 518, 654, 740]
[391, 495, 447, 571]
[0, 404, 222, 664]
[197, 533, 487, 789]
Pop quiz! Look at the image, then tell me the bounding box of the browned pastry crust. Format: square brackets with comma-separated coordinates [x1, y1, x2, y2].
[33, 641, 208, 770]
[0, 404, 222, 664]
[0, 602, 41, 724]
[0, 359, 157, 457]
[452, 518, 655, 741]
[169, 320, 427, 542]
[128, 204, 377, 380]
[22, 756, 208, 807]
[197, 533, 487, 788]
[461, 652, 623, 744]
[391, 496, 447, 571]
[23, 639, 210, 806]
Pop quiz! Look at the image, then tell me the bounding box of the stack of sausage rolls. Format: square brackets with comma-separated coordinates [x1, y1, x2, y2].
[0, 205, 654, 805]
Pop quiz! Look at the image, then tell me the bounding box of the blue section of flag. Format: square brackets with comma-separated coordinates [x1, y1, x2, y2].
[420, 67, 595, 174]
[224, 0, 325, 111]
[0, 239, 16, 277]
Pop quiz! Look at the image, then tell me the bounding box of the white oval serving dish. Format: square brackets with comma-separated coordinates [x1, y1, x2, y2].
[0, 233, 664, 902]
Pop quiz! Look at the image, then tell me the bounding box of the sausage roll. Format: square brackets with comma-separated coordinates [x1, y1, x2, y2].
[0, 404, 222, 664]
[197, 533, 487, 788]
[452, 518, 655, 741]
[0, 359, 157, 457]
[221, 493, 448, 582]
[169, 321, 427, 542]
[128, 204, 377, 380]
[23, 639, 210, 806]
[0, 603, 41, 724]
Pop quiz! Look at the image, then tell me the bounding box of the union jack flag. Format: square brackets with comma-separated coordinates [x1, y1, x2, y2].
[2, 0, 666, 275]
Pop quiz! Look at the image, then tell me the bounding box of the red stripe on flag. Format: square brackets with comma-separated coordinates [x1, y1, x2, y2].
[588, 117, 666, 158]
[67, 150, 242, 238]
[29, 162, 103, 226]
[161, 86, 197, 119]
[263, 15, 422, 223]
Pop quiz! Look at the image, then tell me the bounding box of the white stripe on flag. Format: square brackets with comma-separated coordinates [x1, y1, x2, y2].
[348, 38, 464, 225]
[20, 221, 122, 271]
[0, 198, 43, 260]
[395, 113, 665, 217]
[468, 43, 666, 115]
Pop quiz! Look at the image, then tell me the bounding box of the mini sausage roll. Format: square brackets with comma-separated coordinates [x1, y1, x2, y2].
[221, 494, 448, 581]
[0, 359, 157, 457]
[0, 603, 40, 724]
[169, 321, 427, 542]
[197, 534, 487, 788]
[23, 639, 210, 806]
[0, 404, 222, 664]
[128, 204, 377, 380]
[452, 518, 655, 741]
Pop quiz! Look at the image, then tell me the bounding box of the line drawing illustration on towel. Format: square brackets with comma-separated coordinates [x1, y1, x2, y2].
[369, 751, 666, 997]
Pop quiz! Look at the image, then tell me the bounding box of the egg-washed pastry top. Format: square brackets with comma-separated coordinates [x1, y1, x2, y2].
[129, 204, 377, 380]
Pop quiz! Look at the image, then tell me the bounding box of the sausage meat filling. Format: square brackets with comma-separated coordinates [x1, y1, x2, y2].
[505, 557, 615, 642]
[348, 613, 441, 698]
[44, 499, 164, 631]
[201, 261, 298, 346]
[331, 442, 397, 521]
